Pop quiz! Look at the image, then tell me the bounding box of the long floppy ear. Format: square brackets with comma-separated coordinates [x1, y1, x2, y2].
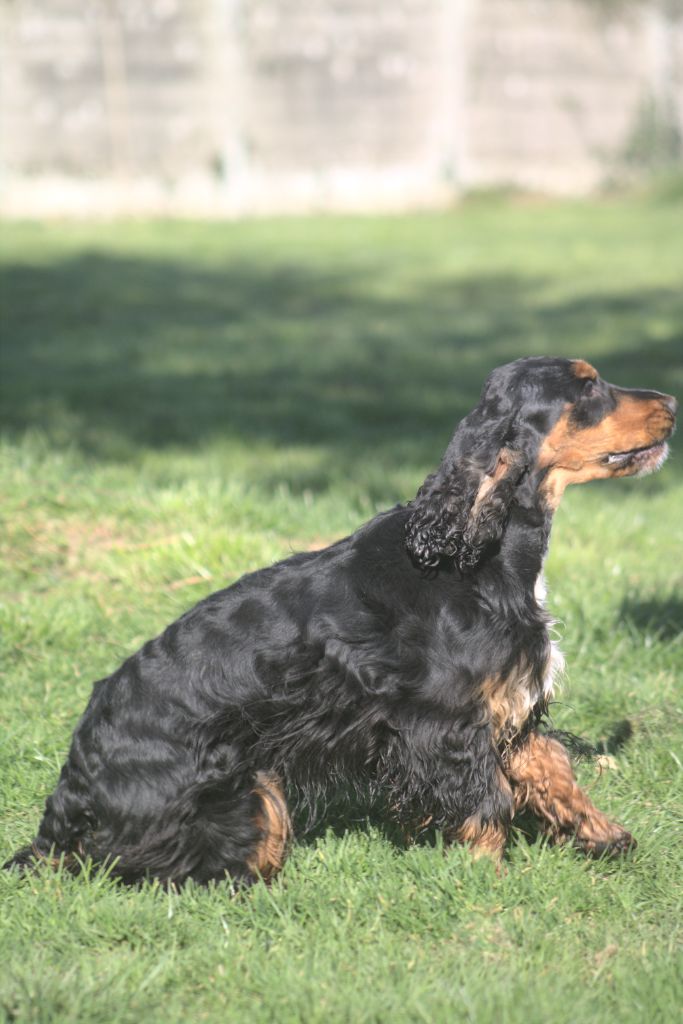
[406, 446, 527, 572]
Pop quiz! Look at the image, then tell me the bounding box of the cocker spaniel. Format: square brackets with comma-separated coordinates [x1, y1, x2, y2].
[5, 357, 677, 885]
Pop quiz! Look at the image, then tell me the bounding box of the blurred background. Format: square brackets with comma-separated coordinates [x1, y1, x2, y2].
[1, 0, 682, 216]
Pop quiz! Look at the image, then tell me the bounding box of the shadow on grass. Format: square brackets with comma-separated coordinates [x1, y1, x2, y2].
[2, 250, 682, 482]
[618, 594, 683, 641]
[293, 792, 410, 851]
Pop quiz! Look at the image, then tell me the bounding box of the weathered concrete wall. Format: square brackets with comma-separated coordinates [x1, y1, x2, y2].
[0, 0, 681, 215]
[462, 0, 683, 191]
[0, 0, 227, 177]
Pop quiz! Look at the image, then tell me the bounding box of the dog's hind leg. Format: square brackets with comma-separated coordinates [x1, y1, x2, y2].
[84, 764, 293, 887]
[3, 763, 93, 876]
[247, 771, 293, 882]
[507, 732, 636, 857]
[4, 762, 293, 888]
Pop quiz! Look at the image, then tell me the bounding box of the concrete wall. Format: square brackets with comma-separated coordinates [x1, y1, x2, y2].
[0, 0, 681, 214]
[463, 0, 683, 192]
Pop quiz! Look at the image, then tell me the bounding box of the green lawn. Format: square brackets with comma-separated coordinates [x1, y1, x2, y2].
[1, 199, 682, 1023]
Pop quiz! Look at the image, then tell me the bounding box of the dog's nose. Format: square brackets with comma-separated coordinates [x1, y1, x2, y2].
[662, 394, 678, 417]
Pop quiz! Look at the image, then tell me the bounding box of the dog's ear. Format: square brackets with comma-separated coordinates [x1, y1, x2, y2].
[406, 446, 527, 571]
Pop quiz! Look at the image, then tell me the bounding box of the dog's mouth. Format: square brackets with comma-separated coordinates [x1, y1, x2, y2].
[602, 440, 669, 475]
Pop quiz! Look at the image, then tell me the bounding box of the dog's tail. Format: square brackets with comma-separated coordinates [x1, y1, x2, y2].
[4, 765, 291, 888]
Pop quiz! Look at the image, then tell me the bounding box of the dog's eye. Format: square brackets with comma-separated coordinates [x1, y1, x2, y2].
[583, 380, 595, 398]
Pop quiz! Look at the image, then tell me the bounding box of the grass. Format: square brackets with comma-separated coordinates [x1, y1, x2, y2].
[1, 197, 682, 1023]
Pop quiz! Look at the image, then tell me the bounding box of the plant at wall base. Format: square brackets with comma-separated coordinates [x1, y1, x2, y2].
[582, 0, 683, 17]
[619, 94, 682, 177]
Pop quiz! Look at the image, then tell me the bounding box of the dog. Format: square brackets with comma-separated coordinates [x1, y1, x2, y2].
[4, 357, 677, 886]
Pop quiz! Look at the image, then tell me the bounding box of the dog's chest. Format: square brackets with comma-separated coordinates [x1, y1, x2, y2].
[534, 570, 565, 697]
[482, 571, 564, 741]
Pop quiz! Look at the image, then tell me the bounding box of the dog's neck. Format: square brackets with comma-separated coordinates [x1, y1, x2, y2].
[489, 493, 554, 590]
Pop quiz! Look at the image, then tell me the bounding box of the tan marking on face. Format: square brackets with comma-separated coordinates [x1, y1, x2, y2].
[538, 393, 673, 507]
[571, 359, 598, 380]
[247, 771, 292, 881]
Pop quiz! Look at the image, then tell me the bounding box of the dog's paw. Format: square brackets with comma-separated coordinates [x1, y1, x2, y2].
[586, 829, 637, 859]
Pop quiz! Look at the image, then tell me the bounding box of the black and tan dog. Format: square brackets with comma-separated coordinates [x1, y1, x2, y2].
[5, 357, 677, 885]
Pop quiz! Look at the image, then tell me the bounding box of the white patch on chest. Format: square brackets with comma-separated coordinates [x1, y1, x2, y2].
[533, 571, 548, 605]
[535, 570, 565, 702]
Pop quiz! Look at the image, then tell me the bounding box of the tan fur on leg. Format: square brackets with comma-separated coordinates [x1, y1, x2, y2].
[447, 769, 512, 863]
[451, 818, 508, 862]
[247, 771, 292, 881]
[507, 734, 635, 857]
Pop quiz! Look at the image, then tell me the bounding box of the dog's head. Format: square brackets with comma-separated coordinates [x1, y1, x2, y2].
[406, 357, 677, 571]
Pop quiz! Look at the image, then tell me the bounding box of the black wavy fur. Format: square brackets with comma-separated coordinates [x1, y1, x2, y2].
[4, 357, 674, 886]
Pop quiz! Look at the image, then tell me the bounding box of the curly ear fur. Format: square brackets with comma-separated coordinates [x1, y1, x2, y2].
[406, 447, 527, 571]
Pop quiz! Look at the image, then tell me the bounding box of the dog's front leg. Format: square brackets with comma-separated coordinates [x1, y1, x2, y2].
[447, 769, 515, 864]
[390, 725, 514, 863]
[449, 815, 509, 862]
[507, 732, 635, 857]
